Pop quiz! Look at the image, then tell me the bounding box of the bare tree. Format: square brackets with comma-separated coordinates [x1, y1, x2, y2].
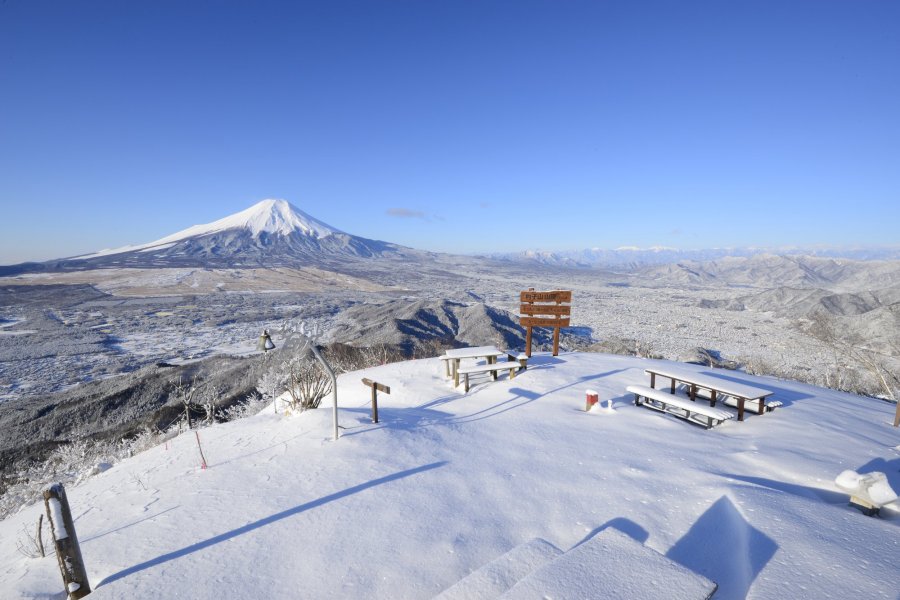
[171, 377, 205, 429]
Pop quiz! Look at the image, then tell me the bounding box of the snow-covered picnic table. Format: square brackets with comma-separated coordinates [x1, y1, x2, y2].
[644, 366, 776, 421]
[442, 345, 508, 386]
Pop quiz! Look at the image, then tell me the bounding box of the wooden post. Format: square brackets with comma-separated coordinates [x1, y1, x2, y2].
[894, 400, 899, 427]
[43, 483, 90, 599]
[362, 378, 390, 424]
[37, 513, 45, 558]
[525, 287, 534, 358]
[194, 430, 208, 469]
[552, 296, 561, 356]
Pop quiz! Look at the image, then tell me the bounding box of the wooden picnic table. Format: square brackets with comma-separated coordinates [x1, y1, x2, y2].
[645, 366, 775, 421]
[442, 346, 507, 387]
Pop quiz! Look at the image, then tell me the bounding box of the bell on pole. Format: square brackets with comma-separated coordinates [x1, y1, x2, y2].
[257, 329, 275, 352]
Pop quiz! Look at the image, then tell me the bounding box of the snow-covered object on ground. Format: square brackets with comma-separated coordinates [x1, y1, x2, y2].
[500, 529, 717, 599]
[434, 538, 563, 600]
[835, 470, 899, 507]
[0, 353, 897, 599]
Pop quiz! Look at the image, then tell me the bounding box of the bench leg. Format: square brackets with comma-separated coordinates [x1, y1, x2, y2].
[453, 360, 460, 387]
[710, 389, 717, 408]
[509, 368, 516, 380]
[443, 360, 449, 378]
[464, 373, 470, 393]
[633, 393, 641, 406]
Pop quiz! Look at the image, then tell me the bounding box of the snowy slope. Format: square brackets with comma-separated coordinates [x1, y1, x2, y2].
[1, 352, 898, 599]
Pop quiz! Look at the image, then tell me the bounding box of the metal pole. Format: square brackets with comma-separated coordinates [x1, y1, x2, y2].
[305, 339, 339, 441]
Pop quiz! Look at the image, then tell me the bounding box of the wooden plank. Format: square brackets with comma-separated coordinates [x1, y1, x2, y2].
[520, 317, 570, 328]
[361, 378, 390, 394]
[520, 290, 572, 303]
[519, 304, 571, 316]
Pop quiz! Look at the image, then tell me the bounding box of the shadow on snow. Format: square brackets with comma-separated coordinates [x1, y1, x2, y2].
[97, 461, 448, 587]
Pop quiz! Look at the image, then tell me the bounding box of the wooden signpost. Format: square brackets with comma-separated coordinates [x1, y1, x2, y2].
[520, 289, 572, 357]
[362, 378, 390, 423]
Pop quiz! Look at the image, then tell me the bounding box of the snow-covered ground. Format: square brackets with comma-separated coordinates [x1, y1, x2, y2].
[1, 352, 897, 599]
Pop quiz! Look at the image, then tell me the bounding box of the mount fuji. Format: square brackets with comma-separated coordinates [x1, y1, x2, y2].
[1, 200, 421, 275]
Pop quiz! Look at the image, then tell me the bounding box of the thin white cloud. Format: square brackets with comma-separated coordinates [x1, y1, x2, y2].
[387, 208, 426, 219]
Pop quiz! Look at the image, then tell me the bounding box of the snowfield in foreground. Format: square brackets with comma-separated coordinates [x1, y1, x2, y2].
[1, 352, 897, 599]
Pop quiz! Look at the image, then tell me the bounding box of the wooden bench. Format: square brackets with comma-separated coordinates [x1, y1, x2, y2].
[720, 395, 781, 413]
[645, 367, 775, 421]
[507, 352, 528, 370]
[627, 385, 734, 429]
[457, 362, 522, 393]
[686, 386, 783, 413]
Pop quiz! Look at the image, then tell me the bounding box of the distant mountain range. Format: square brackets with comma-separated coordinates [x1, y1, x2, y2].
[488, 246, 900, 269]
[0, 199, 425, 276]
[3, 199, 898, 281]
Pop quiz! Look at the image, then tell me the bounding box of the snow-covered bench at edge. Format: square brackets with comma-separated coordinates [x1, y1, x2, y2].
[627, 384, 734, 429]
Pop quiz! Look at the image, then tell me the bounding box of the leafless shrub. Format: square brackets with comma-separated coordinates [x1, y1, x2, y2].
[285, 356, 333, 412]
[218, 391, 270, 421]
[15, 515, 46, 559]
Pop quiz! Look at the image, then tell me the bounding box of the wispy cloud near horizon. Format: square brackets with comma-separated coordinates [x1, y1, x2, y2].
[386, 208, 426, 219]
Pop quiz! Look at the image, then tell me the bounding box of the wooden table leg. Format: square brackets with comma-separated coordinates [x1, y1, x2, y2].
[757, 397, 765, 415]
[710, 390, 717, 407]
[737, 398, 745, 421]
[670, 378, 676, 394]
[453, 359, 460, 387]
[690, 384, 696, 402]
[650, 373, 656, 388]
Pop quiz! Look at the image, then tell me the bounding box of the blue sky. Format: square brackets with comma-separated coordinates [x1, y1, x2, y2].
[1, 1, 898, 264]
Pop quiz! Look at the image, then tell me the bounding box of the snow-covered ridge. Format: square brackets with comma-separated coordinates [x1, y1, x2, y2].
[77, 199, 342, 259]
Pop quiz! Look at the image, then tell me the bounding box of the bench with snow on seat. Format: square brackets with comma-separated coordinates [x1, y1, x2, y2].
[627, 385, 734, 429]
[644, 366, 775, 421]
[456, 361, 523, 393]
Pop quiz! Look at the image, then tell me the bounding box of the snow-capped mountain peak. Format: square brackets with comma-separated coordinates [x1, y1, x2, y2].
[154, 199, 342, 243]
[75, 199, 348, 260]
